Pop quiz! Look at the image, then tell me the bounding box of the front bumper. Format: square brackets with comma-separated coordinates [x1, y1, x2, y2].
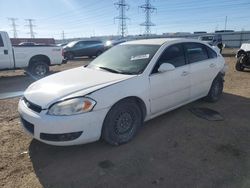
[62, 59, 68, 64]
[18, 98, 109, 146]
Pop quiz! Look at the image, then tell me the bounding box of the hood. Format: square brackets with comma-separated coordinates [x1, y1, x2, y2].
[241, 43, 250, 52]
[63, 46, 70, 51]
[24, 67, 135, 108]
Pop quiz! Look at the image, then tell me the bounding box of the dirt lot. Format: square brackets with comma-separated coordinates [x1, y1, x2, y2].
[0, 52, 250, 188]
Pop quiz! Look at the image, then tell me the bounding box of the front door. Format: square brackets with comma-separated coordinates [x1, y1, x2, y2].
[149, 43, 191, 115]
[0, 33, 11, 69]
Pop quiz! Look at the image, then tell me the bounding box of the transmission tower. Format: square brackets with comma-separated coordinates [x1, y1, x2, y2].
[8, 18, 18, 38]
[25, 19, 36, 38]
[62, 30, 65, 42]
[114, 0, 130, 38]
[139, 0, 157, 35]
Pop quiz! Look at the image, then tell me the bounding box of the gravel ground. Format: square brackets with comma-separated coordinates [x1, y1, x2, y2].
[0, 52, 250, 188]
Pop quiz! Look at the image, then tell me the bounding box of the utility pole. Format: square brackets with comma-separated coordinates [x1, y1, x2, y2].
[25, 19, 36, 38]
[62, 30, 65, 42]
[139, 0, 157, 36]
[224, 16, 228, 31]
[114, 0, 130, 38]
[8, 18, 18, 38]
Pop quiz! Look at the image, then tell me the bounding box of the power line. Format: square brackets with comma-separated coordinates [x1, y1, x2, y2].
[36, 1, 248, 34]
[139, 0, 157, 36]
[25, 19, 36, 38]
[8, 18, 18, 38]
[114, 0, 130, 38]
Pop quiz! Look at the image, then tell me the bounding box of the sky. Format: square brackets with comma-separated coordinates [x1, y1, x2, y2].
[0, 0, 250, 39]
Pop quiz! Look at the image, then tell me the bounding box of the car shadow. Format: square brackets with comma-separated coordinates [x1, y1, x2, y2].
[0, 71, 61, 95]
[222, 53, 235, 57]
[242, 69, 250, 73]
[0, 75, 33, 94]
[29, 93, 250, 188]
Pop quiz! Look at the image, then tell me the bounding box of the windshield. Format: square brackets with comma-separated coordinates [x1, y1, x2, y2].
[87, 44, 160, 75]
[66, 41, 78, 48]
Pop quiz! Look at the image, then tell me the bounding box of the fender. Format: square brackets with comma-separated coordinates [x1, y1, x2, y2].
[236, 49, 247, 58]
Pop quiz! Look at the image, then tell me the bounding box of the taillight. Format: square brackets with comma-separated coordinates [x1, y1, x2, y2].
[62, 49, 64, 57]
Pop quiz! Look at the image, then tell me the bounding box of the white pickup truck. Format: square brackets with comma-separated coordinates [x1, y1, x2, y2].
[0, 31, 66, 78]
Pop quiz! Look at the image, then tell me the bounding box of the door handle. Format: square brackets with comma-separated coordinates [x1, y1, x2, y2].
[209, 63, 216, 68]
[4, 50, 8, 55]
[181, 71, 189, 76]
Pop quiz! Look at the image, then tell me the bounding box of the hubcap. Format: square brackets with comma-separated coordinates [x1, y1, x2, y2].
[114, 112, 134, 135]
[213, 81, 220, 96]
[35, 65, 46, 76]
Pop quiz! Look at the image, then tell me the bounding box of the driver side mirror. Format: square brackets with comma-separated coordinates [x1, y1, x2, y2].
[158, 63, 175, 73]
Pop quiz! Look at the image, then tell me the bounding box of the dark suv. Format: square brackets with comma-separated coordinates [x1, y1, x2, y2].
[63, 40, 104, 60]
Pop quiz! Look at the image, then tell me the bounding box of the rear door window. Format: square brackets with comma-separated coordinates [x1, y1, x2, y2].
[207, 46, 218, 59]
[184, 43, 209, 64]
[75, 42, 85, 48]
[0, 34, 4, 47]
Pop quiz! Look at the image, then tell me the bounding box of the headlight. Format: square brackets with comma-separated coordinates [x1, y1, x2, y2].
[105, 40, 112, 46]
[48, 97, 96, 116]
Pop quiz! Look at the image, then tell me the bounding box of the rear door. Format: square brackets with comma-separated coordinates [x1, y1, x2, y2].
[184, 42, 220, 99]
[149, 43, 191, 114]
[85, 41, 102, 56]
[0, 33, 12, 69]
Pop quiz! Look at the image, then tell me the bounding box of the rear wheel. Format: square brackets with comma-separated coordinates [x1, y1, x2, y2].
[204, 75, 224, 102]
[102, 99, 142, 146]
[28, 61, 49, 78]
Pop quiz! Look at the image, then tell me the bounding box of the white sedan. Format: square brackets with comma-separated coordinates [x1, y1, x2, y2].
[18, 38, 226, 146]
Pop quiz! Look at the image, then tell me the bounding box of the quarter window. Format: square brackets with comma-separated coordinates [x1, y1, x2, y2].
[78, 42, 86, 47]
[185, 43, 209, 63]
[0, 35, 4, 47]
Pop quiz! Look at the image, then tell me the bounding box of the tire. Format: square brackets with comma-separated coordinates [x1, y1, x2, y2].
[236, 62, 244, 71]
[235, 56, 245, 71]
[204, 75, 224, 103]
[66, 52, 74, 60]
[102, 99, 143, 146]
[28, 61, 49, 78]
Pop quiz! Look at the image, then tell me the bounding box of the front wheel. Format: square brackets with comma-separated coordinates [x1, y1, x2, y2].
[236, 62, 244, 71]
[96, 51, 102, 57]
[236, 56, 245, 71]
[204, 75, 224, 103]
[102, 99, 142, 146]
[65, 52, 74, 60]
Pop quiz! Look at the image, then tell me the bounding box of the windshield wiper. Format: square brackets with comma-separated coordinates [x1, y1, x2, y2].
[99, 66, 137, 75]
[99, 67, 122, 74]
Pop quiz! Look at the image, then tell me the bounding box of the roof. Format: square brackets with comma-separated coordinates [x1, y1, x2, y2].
[122, 38, 201, 45]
